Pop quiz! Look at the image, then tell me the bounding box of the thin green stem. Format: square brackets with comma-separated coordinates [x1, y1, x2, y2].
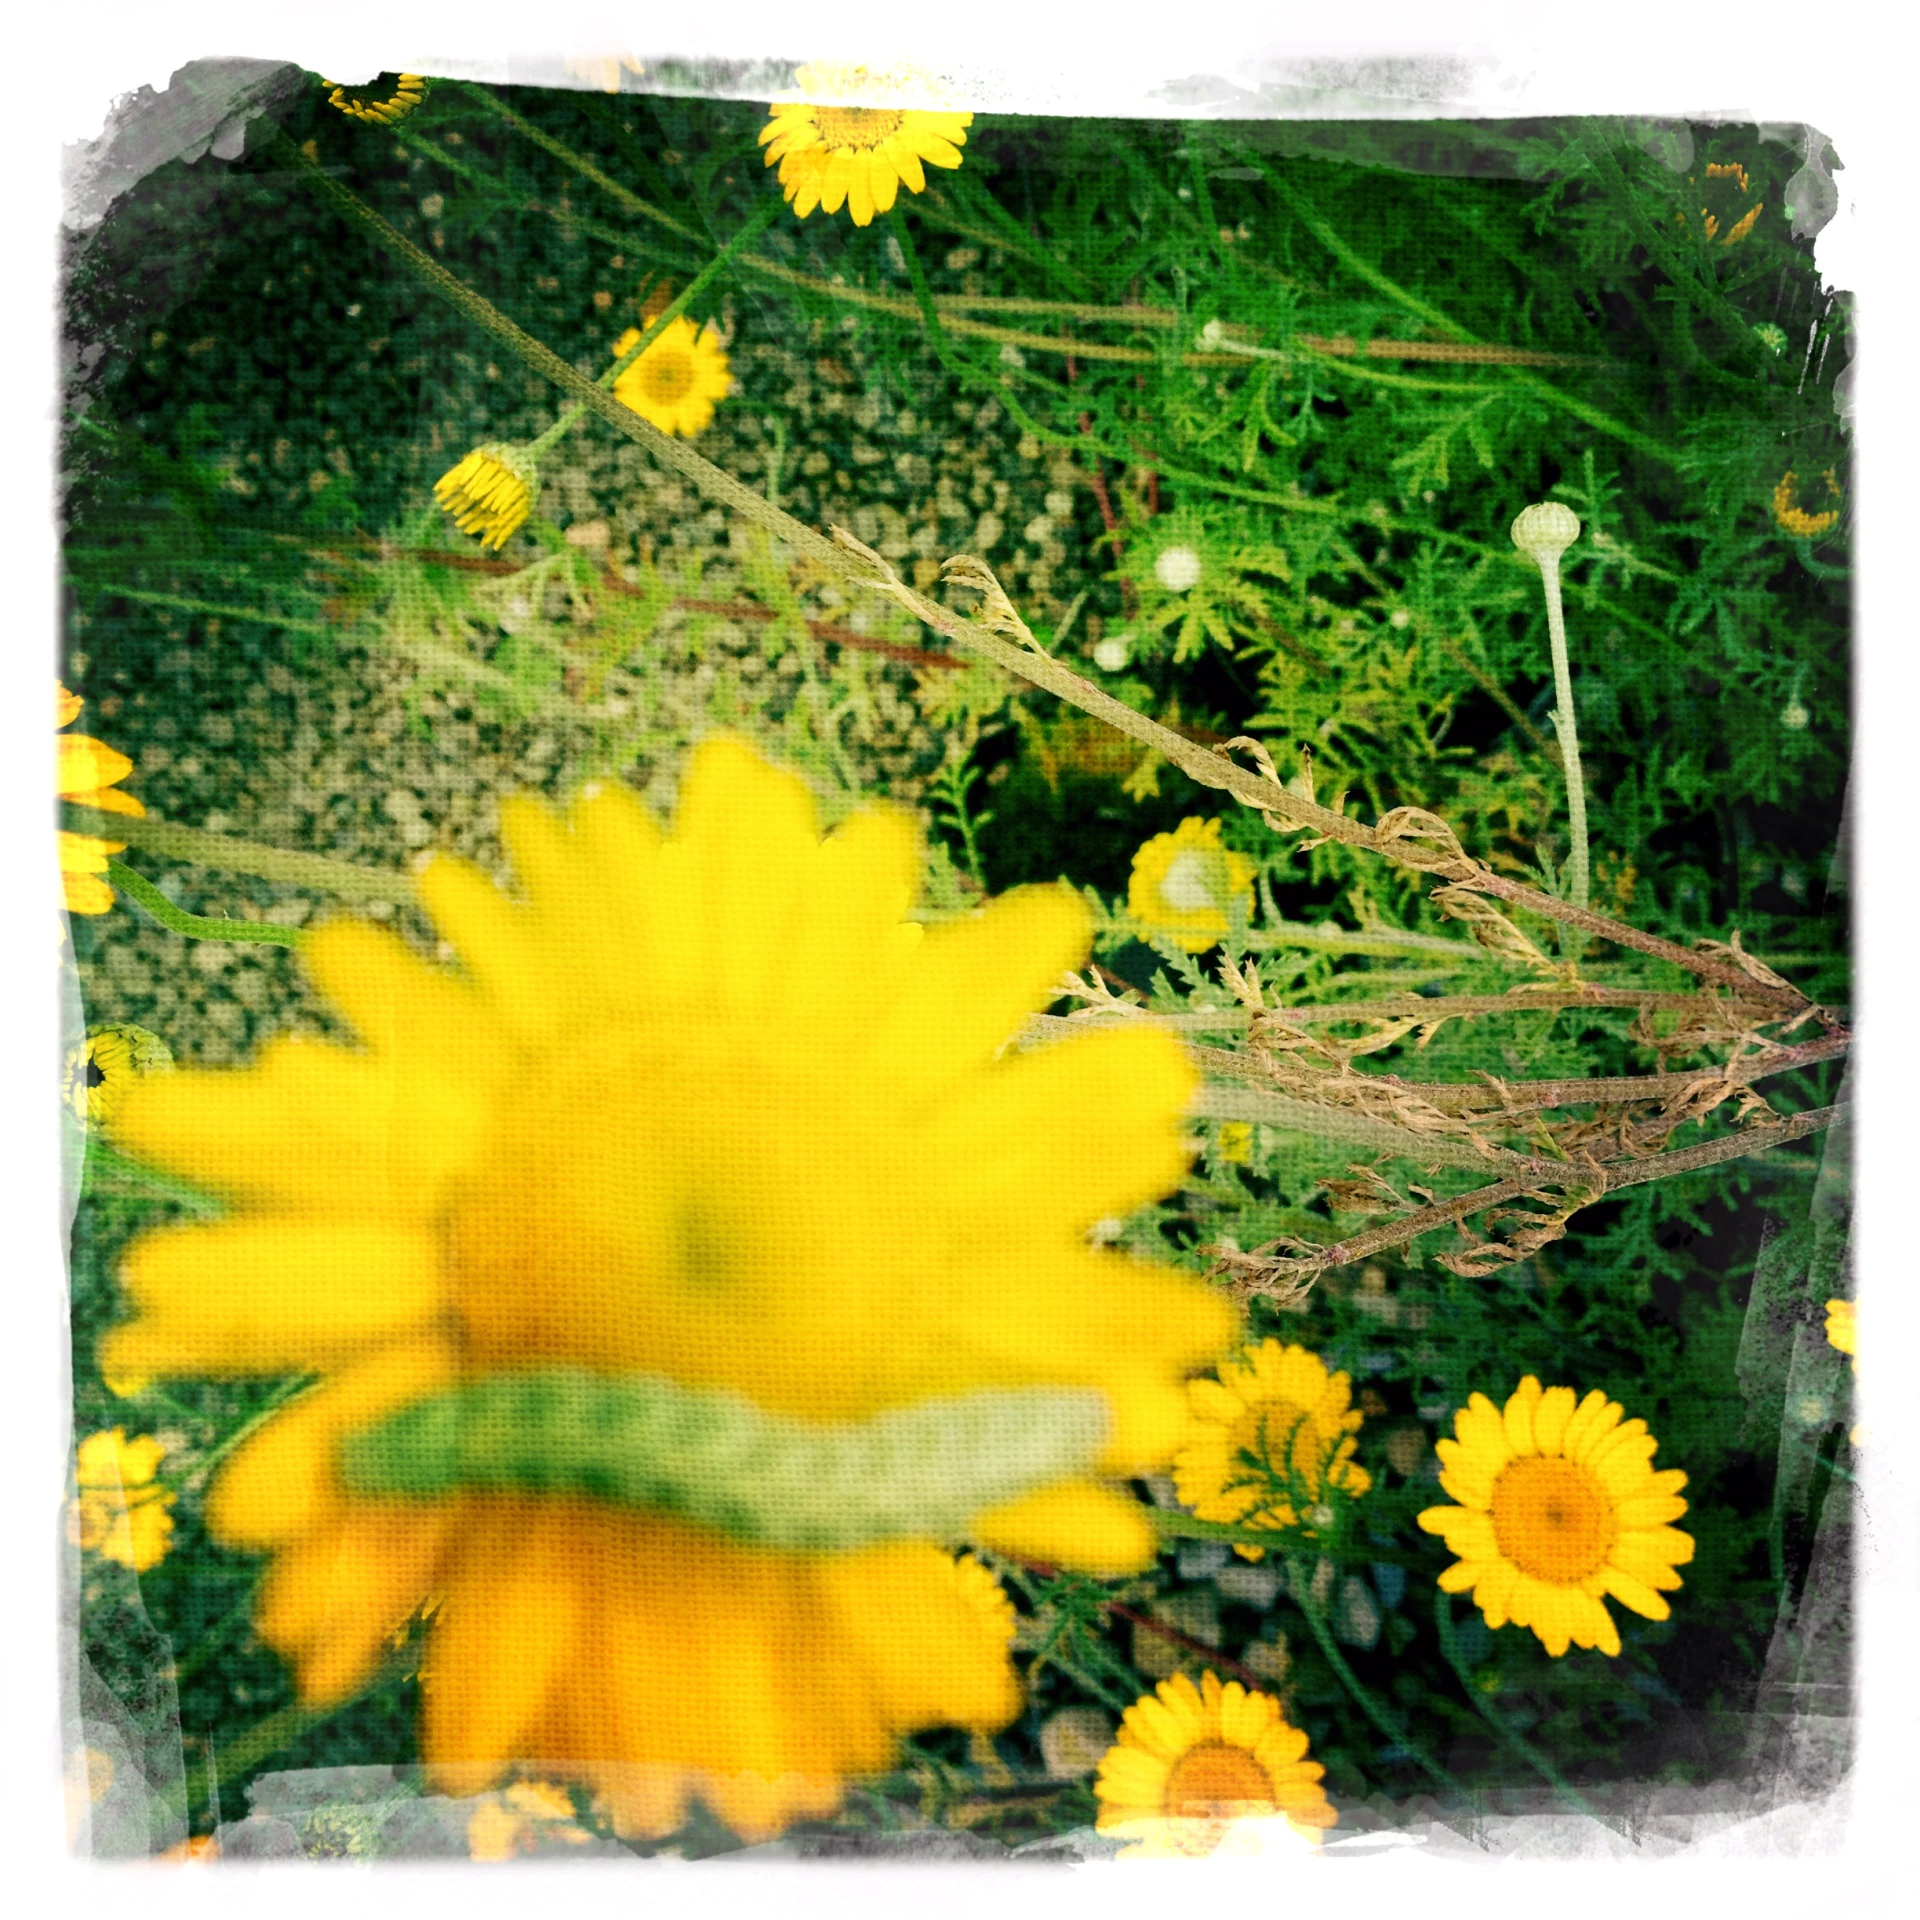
[1433, 1594, 1605, 1821]
[77, 585, 332, 636]
[107, 860, 305, 947]
[1536, 554, 1591, 912]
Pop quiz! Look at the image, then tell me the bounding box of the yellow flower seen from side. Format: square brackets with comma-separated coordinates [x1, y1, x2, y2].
[101, 733, 1235, 1844]
[65, 1024, 174, 1129]
[759, 62, 972, 227]
[1173, 1340, 1371, 1561]
[1128, 816, 1256, 953]
[1772, 468, 1842, 538]
[69, 1429, 176, 1573]
[1416, 1376, 1694, 1658]
[611, 317, 732, 439]
[1094, 1670, 1337, 1858]
[325, 74, 427, 126]
[1825, 1298, 1856, 1370]
[58, 682, 144, 916]
[434, 444, 537, 551]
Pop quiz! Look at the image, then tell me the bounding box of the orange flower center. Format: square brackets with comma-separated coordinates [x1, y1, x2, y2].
[811, 105, 905, 151]
[1489, 1455, 1616, 1584]
[1162, 1741, 1275, 1819]
[637, 349, 697, 404]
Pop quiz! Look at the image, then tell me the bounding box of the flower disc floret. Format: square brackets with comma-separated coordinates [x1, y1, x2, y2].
[1094, 1670, 1336, 1857]
[1416, 1375, 1694, 1658]
[1128, 816, 1256, 952]
[102, 734, 1234, 1842]
[759, 62, 973, 227]
[1173, 1340, 1370, 1560]
[611, 317, 732, 438]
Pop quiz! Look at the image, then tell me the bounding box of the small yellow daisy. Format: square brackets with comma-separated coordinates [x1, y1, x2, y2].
[610, 317, 732, 439]
[1174, 1340, 1371, 1561]
[65, 1024, 173, 1129]
[1824, 1298, 1856, 1371]
[57, 681, 143, 917]
[433, 444, 537, 551]
[1417, 1376, 1694, 1658]
[1094, 1670, 1336, 1858]
[69, 1429, 176, 1573]
[1127, 816, 1256, 952]
[758, 62, 973, 227]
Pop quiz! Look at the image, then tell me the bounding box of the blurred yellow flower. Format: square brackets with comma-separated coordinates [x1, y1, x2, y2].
[1128, 816, 1255, 952]
[1825, 1297, 1857, 1370]
[1417, 1376, 1693, 1657]
[1216, 1121, 1252, 1165]
[65, 1024, 174, 1129]
[434, 444, 537, 551]
[759, 62, 972, 226]
[324, 74, 427, 126]
[1772, 468, 1841, 538]
[102, 733, 1234, 1843]
[1093, 1671, 1336, 1857]
[57, 682, 143, 917]
[1173, 1340, 1370, 1561]
[611, 317, 731, 438]
[468, 1780, 592, 1860]
[69, 1429, 176, 1573]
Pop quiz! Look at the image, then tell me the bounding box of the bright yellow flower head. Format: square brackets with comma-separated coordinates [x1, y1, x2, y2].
[759, 62, 973, 227]
[1772, 468, 1842, 539]
[1173, 1340, 1371, 1561]
[69, 1428, 175, 1573]
[1094, 1670, 1337, 1858]
[57, 681, 144, 917]
[1825, 1297, 1857, 1369]
[1128, 815, 1256, 953]
[611, 317, 732, 439]
[1416, 1376, 1694, 1658]
[434, 444, 537, 551]
[102, 734, 1234, 1843]
[65, 1023, 173, 1129]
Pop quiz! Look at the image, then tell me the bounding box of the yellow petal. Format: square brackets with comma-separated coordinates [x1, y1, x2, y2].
[971, 1479, 1154, 1574]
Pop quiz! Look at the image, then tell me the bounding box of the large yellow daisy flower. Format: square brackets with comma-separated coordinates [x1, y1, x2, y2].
[610, 317, 731, 439]
[57, 681, 144, 916]
[1416, 1376, 1694, 1658]
[1173, 1340, 1370, 1561]
[758, 62, 973, 227]
[101, 734, 1234, 1843]
[1094, 1670, 1337, 1857]
[1127, 816, 1256, 953]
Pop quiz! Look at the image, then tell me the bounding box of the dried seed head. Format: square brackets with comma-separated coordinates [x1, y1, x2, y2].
[1510, 501, 1581, 567]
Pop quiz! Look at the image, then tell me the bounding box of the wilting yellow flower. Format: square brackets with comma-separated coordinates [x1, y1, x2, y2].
[324, 74, 427, 126]
[759, 62, 972, 226]
[69, 1429, 176, 1573]
[65, 1024, 174, 1129]
[1173, 1341, 1371, 1562]
[57, 682, 144, 916]
[1416, 1376, 1694, 1658]
[1093, 1671, 1336, 1858]
[102, 734, 1234, 1843]
[610, 317, 732, 438]
[468, 1780, 593, 1860]
[1773, 468, 1842, 538]
[1128, 816, 1256, 952]
[434, 444, 538, 551]
[1825, 1298, 1857, 1370]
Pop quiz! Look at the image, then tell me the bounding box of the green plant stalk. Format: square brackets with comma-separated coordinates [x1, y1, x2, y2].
[106, 859, 305, 947]
[1536, 550, 1591, 912]
[1433, 1593, 1604, 1822]
[73, 584, 335, 635]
